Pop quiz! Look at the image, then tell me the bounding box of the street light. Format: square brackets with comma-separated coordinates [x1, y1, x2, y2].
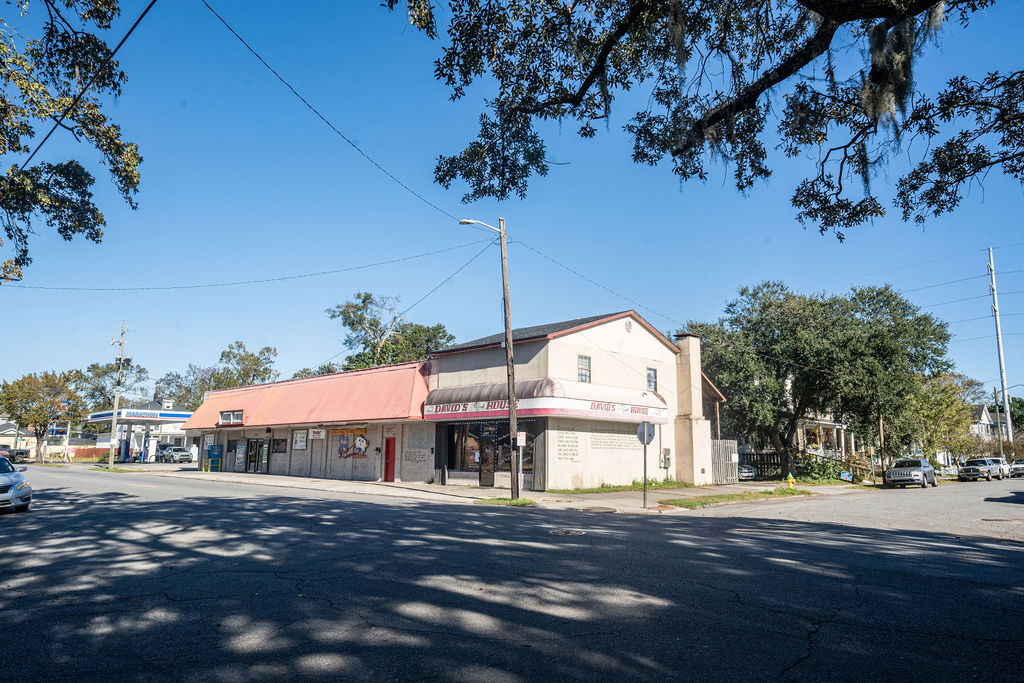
[460, 217, 521, 500]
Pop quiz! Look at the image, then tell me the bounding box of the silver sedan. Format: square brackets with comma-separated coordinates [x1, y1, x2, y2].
[0, 456, 32, 513]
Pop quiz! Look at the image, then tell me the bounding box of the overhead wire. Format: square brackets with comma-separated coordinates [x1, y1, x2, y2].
[5, 239, 493, 291]
[200, 0, 465, 225]
[307, 239, 497, 370]
[19, 0, 160, 172]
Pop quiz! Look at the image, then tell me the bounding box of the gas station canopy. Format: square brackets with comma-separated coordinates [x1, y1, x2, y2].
[86, 407, 193, 426]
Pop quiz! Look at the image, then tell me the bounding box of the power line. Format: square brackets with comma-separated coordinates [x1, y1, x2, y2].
[200, 0, 463, 224]
[307, 239, 497, 370]
[950, 332, 1024, 344]
[20, 0, 160, 171]
[919, 294, 990, 308]
[7, 239, 492, 291]
[515, 240, 685, 328]
[900, 274, 988, 293]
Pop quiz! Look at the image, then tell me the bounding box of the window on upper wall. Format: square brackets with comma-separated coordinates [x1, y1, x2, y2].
[578, 355, 591, 383]
[647, 368, 657, 392]
[219, 410, 243, 425]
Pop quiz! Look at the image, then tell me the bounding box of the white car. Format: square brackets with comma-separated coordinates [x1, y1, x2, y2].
[1011, 459, 1024, 478]
[0, 456, 32, 513]
[992, 457, 1012, 478]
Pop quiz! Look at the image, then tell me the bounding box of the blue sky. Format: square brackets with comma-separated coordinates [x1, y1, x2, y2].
[3, 1, 1022, 402]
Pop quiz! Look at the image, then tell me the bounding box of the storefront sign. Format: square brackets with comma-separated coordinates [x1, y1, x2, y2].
[309, 428, 326, 440]
[329, 427, 367, 435]
[292, 429, 308, 451]
[425, 396, 669, 423]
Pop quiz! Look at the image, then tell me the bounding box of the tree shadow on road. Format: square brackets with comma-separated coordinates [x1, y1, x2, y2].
[2, 487, 1022, 681]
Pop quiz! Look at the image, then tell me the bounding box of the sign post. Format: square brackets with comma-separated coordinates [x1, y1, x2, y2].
[637, 421, 656, 509]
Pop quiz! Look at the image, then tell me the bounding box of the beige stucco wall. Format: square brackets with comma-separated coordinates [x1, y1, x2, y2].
[427, 340, 548, 389]
[546, 417, 667, 490]
[548, 317, 678, 475]
[398, 422, 434, 482]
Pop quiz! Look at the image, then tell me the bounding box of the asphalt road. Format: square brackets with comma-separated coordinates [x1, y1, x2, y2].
[3, 467, 1023, 681]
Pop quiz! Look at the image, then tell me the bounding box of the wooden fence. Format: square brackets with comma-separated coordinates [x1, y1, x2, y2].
[711, 439, 739, 485]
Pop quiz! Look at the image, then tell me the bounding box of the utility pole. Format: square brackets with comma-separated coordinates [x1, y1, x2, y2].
[107, 322, 126, 469]
[498, 217, 520, 501]
[994, 387, 1005, 459]
[989, 248, 1014, 443]
[459, 216, 520, 499]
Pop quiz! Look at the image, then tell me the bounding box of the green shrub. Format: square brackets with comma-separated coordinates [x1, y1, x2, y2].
[797, 459, 844, 480]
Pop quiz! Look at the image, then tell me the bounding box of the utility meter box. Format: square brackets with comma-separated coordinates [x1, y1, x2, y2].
[660, 448, 672, 469]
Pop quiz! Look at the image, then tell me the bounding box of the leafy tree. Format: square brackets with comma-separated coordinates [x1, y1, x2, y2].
[291, 363, 341, 379]
[327, 292, 455, 370]
[988, 395, 1024, 436]
[388, 1, 1016, 237]
[78, 360, 149, 410]
[0, 372, 85, 461]
[155, 342, 279, 410]
[693, 281, 950, 472]
[0, 0, 142, 281]
[155, 364, 227, 412]
[905, 372, 983, 459]
[689, 281, 852, 475]
[835, 286, 950, 465]
[218, 341, 279, 386]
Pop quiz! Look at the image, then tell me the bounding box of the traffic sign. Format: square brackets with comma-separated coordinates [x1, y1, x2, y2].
[637, 421, 655, 445]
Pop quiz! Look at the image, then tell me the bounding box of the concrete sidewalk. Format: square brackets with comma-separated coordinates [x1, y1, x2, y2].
[138, 468, 864, 513]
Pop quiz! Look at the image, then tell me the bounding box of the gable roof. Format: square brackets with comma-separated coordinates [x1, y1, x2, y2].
[182, 362, 430, 431]
[435, 310, 679, 355]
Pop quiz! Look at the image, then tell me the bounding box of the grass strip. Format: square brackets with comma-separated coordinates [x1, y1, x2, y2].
[473, 497, 537, 507]
[30, 463, 69, 468]
[660, 487, 813, 509]
[549, 480, 693, 495]
[90, 466, 135, 473]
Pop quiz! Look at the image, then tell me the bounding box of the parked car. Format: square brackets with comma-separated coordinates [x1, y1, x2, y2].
[1011, 459, 1024, 478]
[158, 446, 193, 463]
[884, 458, 937, 488]
[991, 457, 1011, 478]
[2, 449, 30, 463]
[0, 456, 31, 513]
[958, 458, 1002, 481]
[737, 463, 756, 481]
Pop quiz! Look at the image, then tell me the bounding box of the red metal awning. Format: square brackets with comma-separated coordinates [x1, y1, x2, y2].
[182, 362, 429, 430]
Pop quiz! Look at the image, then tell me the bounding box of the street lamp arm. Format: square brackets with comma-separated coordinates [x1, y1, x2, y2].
[459, 218, 499, 233]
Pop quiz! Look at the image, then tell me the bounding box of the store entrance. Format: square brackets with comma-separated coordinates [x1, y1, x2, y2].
[245, 439, 264, 473]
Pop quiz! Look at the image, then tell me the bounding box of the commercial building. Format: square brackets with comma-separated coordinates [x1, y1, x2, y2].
[183, 311, 718, 489]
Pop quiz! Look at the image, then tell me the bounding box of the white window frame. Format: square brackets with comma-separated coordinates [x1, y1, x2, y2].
[578, 355, 592, 383]
[647, 367, 657, 392]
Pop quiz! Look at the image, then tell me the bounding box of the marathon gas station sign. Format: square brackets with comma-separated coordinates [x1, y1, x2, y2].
[424, 396, 669, 424]
[87, 409, 194, 423]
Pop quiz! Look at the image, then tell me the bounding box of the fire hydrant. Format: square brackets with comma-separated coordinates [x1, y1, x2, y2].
[786, 472, 795, 490]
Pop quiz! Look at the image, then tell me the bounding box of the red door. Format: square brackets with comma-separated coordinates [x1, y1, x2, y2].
[383, 437, 396, 482]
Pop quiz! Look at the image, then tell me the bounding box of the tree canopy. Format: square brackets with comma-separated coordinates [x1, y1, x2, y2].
[78, 359, 149, 410]
[0, 0, 141, 281]
[155, 341, 279, 410]
[327, 291, 455, 370]
[690, 280, 952, 470]
[0, 371, 85, 460]
[390, 0, 1014, 238]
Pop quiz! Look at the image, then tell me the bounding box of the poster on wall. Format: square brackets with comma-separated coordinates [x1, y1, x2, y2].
[292, 429, 308, 450]
[337, 433, 368, 459]
[234, 442, 245, 468]
[309, 428, 325, 440]
[204, 434, 214, 448]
